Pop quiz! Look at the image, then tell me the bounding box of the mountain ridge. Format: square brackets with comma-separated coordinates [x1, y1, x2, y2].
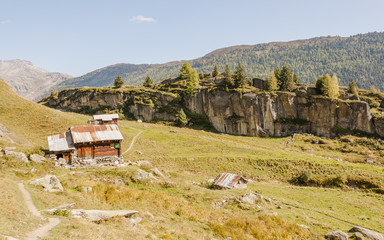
[56, 32, 384, 91]
[0, 59, 72, 101]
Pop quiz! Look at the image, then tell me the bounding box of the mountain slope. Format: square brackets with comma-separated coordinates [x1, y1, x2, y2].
[0, 78, 85, 147]
[57, 32, 384, 91]
[0, 60, 72, 101]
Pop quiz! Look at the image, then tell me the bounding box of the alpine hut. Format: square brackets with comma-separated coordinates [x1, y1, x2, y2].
[48, 124, 123, 165]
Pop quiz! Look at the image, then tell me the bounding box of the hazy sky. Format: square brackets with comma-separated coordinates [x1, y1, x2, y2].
[1, 0, 384, 76]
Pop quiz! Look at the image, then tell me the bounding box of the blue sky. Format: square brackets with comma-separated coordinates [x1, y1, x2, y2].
[1, 0, 384, 76]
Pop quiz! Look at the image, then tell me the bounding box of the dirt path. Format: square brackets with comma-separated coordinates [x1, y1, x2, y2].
[122, 128, 143, 155]
[18, 182, 61, 240]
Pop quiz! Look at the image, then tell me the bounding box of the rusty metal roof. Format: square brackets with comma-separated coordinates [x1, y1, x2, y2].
[213, 173, 247, 189]
[47, 132, 75, 152]
[93, 114, 119, 121]
[70, 124, 123, 144]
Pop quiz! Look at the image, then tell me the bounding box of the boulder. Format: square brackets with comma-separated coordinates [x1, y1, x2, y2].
[132, 169, 156, 182]
[30, 175, 64, 192]
[150, 168, 165, 178]
[136, 160, 153, 168]
[240, 193, 263, 204]
[129, 216, 142, 227]
[4, 150, 29, 163]
[70, 209, 138, 222]
[352, 232, 365, 240]
[349, 226, 384, 240]
[81, 186, 93, 192]
[324, 230, 348, 240]
[29, 154, 46, 163]
[45, 203, 76, 214]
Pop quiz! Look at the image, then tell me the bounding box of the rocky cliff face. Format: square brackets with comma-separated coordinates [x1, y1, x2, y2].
[184, 89, 376, 137]
[42, 86, 384, 138]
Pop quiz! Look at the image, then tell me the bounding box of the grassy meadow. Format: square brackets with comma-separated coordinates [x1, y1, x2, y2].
[1, 79, 384, 239]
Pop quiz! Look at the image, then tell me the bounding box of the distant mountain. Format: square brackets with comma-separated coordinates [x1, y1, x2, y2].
[0, 60, 72, 101]
[56, 32, 384, 91]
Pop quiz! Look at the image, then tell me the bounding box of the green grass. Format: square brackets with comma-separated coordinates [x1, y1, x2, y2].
[1, 79, 384, 239]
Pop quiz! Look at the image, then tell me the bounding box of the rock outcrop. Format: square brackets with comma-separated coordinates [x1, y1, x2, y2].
[70, 209, 138, 222]
[30, 175, 64, 192]
[348, 226, 384, 240]
[325, 230, 348, 240]
[41, 86, 384, 138]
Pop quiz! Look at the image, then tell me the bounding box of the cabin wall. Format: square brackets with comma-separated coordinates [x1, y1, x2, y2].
[75, 141, 120, 159]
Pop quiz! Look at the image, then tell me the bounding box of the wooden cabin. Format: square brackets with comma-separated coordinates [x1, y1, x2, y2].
[48, 124, 123, 163]
[91, 114, 119, 125]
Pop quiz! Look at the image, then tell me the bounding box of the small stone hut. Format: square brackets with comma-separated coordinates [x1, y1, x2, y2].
[212, 173, 248, 189]
[48, 124, 123, 164]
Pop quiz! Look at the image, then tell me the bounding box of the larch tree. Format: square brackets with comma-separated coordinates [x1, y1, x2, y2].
[266, 72, 278, 91]
[348, 79, 359, 96]
[186, 68, 200, 95]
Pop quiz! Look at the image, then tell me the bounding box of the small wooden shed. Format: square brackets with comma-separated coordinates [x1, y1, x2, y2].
[212, 173, 248, 189]
[92, 114, 119, 125]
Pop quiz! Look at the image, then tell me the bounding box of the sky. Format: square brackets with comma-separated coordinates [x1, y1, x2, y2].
[1, 0, 384, 77]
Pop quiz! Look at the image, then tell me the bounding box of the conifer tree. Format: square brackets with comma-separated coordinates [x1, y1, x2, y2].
[370, 85, 378, 94]
[143, 75, 153, 88]
[186, 69, 200, 95]
[223, 64, 233, 87]
[114, 75, 124, 88]
[329, 74, 340, 98]
[212, 64, 219, 77]
[199, 73, 205, 80]
[278, 66, 294, 91]
[179, 61, 193, 79]
[293, 72, 299, 84]
[348, 79, 359, 96]
[233, 63, 246, 89]
[315, 74, 339, 98]
[175, 109, 188, 127]
[266, 73, 278, 91]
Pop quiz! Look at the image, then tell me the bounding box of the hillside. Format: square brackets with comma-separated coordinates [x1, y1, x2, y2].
[1, 79, 384, 239]
[56, 32, 384, 91]
[0, 60, 72, 101]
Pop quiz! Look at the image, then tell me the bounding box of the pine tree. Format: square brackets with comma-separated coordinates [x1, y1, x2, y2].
[143, 75, 153, 88]
[278, 66, 294, 91]
[348, 79, 359, 96]
[266, 73, 278, 91]
[293, 72, 299, 84]
[212, 64, 219, 77]
[186, 68, 200, 95]
[179, 61, 193, 79]
[233, 63, 246, 89]
[175, 109, 188, 127]
[223, 64, 233, 87]
[199, 73, 205, 80]
[114, 75, 124, 88]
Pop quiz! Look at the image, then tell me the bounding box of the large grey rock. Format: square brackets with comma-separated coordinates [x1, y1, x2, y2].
[240, 193, 263, 204]
[325, 230, 348, 240]
[150, 167, 165, 178]
[132, 169, 156, 182]
[70, 209, 138, 222]
[5, 150, 28, 163]
[29, 154, 46, 163]
[30, 175, 64, 192]
[349, 226, 384, 240]
[45, 203, 76, 214]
